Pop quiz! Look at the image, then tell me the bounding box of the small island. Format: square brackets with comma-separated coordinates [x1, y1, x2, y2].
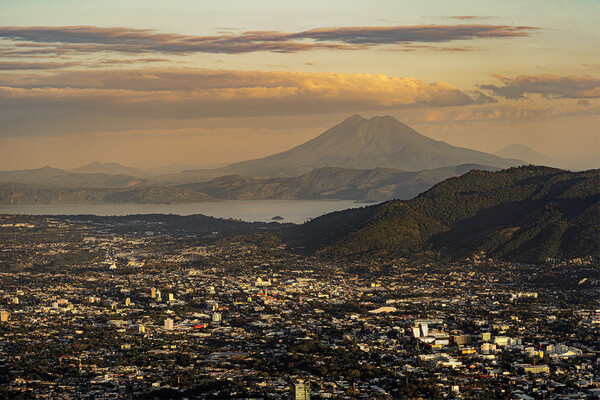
[271, 215, 284, 221]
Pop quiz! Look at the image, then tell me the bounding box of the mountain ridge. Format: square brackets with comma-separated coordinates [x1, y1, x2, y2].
[494, 144, 558, 167]
[196, 115, 523, 178]
[0, 164, 497, 204]
[0, 115, 523, 186]
[289, 165, 599, 263]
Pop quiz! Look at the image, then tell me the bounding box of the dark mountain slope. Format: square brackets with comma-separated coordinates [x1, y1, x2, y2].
[0, 183, 216, 204]
[291, 166, 599, 263]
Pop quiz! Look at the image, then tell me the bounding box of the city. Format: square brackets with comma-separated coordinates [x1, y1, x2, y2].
[0, 215, 598, 399]
[1, 1, 599, 399]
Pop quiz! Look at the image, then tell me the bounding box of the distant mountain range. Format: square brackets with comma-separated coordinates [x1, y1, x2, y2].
[183, 164, 498, 202]
[0, 166, 147, 188]
[0, 164, 497, 204]
[0, 115, 532, 204]
[290, 166, 599, 263]
[494, 144, 558, 167]
[70, 162, 201, 177]
[156, 115, 524, 182]
[70, 161, 142, 176]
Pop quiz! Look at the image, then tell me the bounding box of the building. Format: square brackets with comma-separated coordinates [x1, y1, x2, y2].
[212, 312, 222, 323]
[0, 311, 8, 322]
[292, 380, 310, 400]
[420, 323, 429, 337]
[514, 364, 550, 374]
[164, 318, 174, 330]
[256, 277, 272, 287]
[454, 334, 470, 346]
[151, 288, 157, 298]
[411, 326, 421, 338]
[481, 343, 497, 355]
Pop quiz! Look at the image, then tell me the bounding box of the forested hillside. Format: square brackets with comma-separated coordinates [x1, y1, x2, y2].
[291, 166, 599, 263]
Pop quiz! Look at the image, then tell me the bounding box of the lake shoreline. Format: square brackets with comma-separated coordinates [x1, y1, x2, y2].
[0, 199, 369, 224]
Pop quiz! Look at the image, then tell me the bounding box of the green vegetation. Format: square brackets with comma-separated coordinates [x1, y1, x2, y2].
[293, 166, 599, 263]
[0, 183, 216, 204]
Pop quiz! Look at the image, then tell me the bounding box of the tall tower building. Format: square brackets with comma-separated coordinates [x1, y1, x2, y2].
[151, 288, 157, 298]
[164, 318, 174, 330]
[292, 381, 310, 400]
[0, 311, 8, 322]
[420, 323, 428, 337]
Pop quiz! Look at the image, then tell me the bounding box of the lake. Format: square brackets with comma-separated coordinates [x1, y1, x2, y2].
[0, 200, 368, 224]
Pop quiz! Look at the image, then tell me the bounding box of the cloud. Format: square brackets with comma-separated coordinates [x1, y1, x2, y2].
[410, 101, 599, 125]
[0, 24, 538, 55]
[450, 16, 496, 20]
[470, 90, 498, 104]
[0, 69, 476, 131]
[0, 61, 81, 70]
[289, 24, 534, 44]
[479, 74, 600, 100]
[577, 99, 591, 108]
[97, 58, 169, 65]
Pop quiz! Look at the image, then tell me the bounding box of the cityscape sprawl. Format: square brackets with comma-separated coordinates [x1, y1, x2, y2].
[0, 215, 598, 399]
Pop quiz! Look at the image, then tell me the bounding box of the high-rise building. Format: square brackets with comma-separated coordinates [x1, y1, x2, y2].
[0, 311, 8, 322]
[164, 318, 174, 330]
[125, 297, 131, 306]
[411, 326, 421, 338]
[212, 312, 221, 323]
[481, 343, 497, 355]
[292, 380, 310, 400]
[420, 323, 428, 337]
[151, 288, 157, 298]
[168, 293, 174, 302]
[138, 324, 146, 334]
[454, 334, 470, 346]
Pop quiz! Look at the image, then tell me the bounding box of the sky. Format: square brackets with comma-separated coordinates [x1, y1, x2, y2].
[0, 0, 598, 170]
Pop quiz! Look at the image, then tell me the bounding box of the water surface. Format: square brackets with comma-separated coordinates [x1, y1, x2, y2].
[0, 200, 366, 224]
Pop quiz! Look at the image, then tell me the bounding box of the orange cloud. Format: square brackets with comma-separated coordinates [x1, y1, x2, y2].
[0, 69, 476, 124]
[479, 74, 600, 99]
[410, 101, 599, 125]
